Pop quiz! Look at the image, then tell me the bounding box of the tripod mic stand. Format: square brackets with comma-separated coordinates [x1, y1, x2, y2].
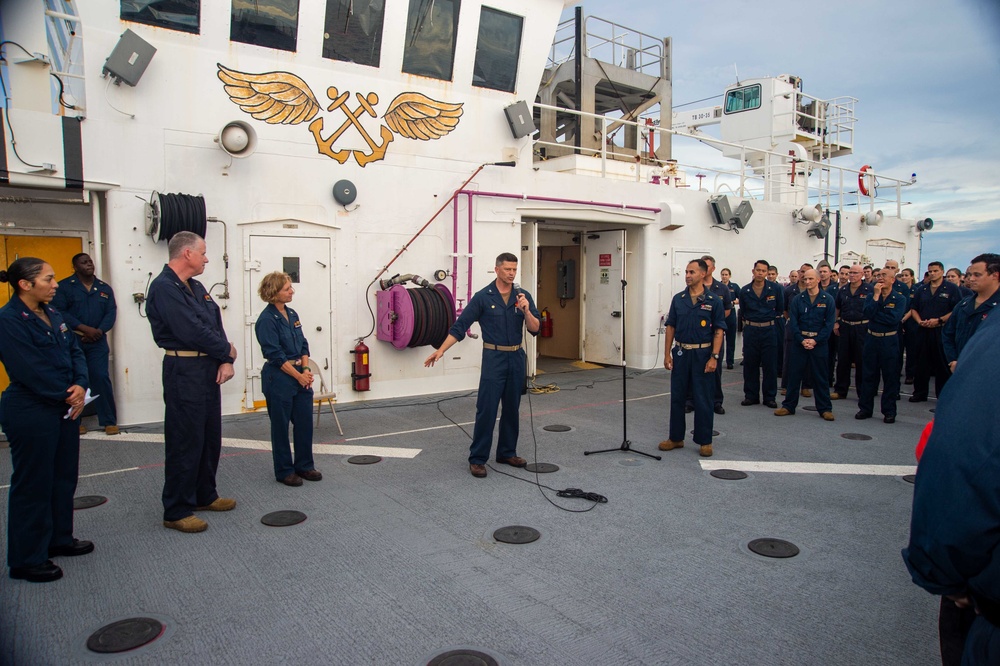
[585, 279, 661, 460]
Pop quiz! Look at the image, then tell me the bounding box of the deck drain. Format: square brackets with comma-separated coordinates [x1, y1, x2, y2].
[710, 469, 747, 480]
[543, 424, 571, 432]
[73, 495, 107, 510]
[902, 474, 916, 484]
[525, 463, 559, 473]
[841, 433, 873, 441]
[748, 538, 800, 559]
[261, 510, 306, 527]
[427, 648, 499, 666]
[86, 617, 164, 654]
[803, 406, 818, 412]
[493, 525, 540, 544]
[347, 455, 381, 465]
[690, 430, 720, 437]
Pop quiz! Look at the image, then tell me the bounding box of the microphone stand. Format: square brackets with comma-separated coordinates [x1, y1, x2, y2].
[585, 279, 661, 460]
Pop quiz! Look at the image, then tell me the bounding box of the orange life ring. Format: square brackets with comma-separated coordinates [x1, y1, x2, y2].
[858, 165, 872, 196]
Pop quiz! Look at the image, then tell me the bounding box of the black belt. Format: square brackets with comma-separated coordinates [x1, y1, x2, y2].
[164, 350, 207, 357]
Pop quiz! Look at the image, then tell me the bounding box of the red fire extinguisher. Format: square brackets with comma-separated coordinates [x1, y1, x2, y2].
[351, 341, 371, 391]
[540, 308, 553, 338]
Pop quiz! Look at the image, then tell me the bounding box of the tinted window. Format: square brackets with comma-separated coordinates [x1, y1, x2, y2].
[402, 0, 460, 81]
[323, 0, 384, 67]
[724, 84, 761, 114]
[473, 7, 522, 93]
[121, 0, 200, 34]
[231, 0, 299, 52]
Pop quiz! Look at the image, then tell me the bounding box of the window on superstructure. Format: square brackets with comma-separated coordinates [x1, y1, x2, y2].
[473, 7, 522, 93]
[323, 0, 384, 68]
[231, 0, 300, 52]
[724, 84, 761, 114]
[402, 0, 461, 81]
[121, 0, 200, 34]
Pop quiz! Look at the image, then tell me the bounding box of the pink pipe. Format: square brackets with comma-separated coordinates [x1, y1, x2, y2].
[452, 193, 459, 313]
[465, 192, 473, 308]
[458, 189, 662, 214]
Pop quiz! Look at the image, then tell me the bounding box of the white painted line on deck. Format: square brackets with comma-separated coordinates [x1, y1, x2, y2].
[699, 460, 916, 476]
[81, 432, 423, 458]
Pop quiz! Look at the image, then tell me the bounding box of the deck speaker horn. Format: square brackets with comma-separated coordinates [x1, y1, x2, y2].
[216, 121, 257, 158]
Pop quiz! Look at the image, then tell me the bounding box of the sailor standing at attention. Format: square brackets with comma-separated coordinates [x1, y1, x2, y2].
[774, 269, 836, 420]
[739, 259, 783, 408]
[855, 269, 907, 423]
[0, 258, 92, 583]
[424, 253, 540, 478]
[146, 231, 238, 533]
[659, 259, 726, 457]
[50, 253, 119, 436]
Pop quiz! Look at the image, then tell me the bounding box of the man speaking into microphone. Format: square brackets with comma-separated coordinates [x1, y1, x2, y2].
[425, 253, 540, 478]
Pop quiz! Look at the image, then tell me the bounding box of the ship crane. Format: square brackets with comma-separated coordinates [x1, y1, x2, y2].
[670, 105, 723, 135]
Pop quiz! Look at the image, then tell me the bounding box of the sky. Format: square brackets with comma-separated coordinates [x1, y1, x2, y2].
[562, 0, 1000, 273]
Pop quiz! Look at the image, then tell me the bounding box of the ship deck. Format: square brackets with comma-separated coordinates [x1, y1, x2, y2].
[1, 358, 940, 665]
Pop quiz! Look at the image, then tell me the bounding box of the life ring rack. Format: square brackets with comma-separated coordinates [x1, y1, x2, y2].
[858, 165, 874, 197]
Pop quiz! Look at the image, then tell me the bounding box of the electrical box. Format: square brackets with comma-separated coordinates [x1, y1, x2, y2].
[504, 101, 536, 139]
[556, 259, 576, 299]
[103, 29, 157, 87]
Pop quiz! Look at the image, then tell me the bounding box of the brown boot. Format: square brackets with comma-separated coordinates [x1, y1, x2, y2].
[196, 497, 236, 511]
[469, 464, 487, 478]
[774, 407, 793, 416]
[104, 425, 120, 435]
[699, 444, 713, 457]
[163, 516, 208, 533]
[658, 440, 684, 451]
[821, 412, 835, 421]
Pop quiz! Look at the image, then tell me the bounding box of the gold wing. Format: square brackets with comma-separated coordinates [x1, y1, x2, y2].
[217, 64, 319, 125]
[384, 92, 464, 141]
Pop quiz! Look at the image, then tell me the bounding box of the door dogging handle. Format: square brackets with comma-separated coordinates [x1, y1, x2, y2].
[611, 311, 621, 318]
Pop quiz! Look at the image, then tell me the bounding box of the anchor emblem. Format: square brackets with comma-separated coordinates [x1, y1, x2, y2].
[217, 64, 463, 168]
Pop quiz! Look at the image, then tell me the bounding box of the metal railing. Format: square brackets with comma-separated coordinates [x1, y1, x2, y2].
[532, 102, 914, 218]
[547, 16, 667, 78]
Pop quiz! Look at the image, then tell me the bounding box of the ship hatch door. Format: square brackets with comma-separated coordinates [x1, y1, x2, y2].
[582, 230, 627, 366]
[246, 235, 334, 408]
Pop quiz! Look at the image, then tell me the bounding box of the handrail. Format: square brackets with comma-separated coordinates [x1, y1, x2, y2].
[532, 102, 913, 218]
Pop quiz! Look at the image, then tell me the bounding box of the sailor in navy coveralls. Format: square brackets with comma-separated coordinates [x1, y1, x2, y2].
[831, 264, 871, 400]
[0, 258, 92, 583]
[942, 253, 999, 375]
[146, 232, 237, 533]
[50, 253, 118, 434]
[903, 310, 1000, 666]
[908, 261, 962, 402]
[774, 269, 836, 419]
[739, 260, 783, 408]
[659, 259, 725, 457]
[254, 271, 321, 486]
[425, 253, 540, 478]
[855, 269, 907, 422]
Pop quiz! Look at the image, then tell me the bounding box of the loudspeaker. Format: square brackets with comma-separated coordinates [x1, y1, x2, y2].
[216, 121, 257, 158]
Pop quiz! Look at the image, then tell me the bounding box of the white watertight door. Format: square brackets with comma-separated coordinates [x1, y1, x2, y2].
[582, 230, 627, 366]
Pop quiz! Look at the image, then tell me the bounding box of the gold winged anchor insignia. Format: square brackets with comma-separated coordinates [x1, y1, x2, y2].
[216, 64, 464, 167]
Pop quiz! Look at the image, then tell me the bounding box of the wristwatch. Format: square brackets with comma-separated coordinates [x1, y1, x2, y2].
[711, 353, 720, 360]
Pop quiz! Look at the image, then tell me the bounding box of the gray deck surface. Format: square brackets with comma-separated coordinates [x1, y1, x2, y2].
[1, 359, 940, 665]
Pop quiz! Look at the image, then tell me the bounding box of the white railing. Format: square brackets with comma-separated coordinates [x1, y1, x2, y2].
[532, 102, 914, 218]
[547, 16, 667, 78]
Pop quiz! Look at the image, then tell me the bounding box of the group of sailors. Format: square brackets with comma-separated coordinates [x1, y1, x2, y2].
[660, 252, 1000, 457]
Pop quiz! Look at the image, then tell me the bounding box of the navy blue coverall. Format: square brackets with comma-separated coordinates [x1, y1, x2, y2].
[856, 287, 906, 418]
[833, 281, 872, 398]
[448, 283, 539, 465]
[146, 265, 234, 522]
[903, 311, 1000, 666]
[902, 283, 920, 381]
[255, 303, 315, 481]
[942, 288, 998, 366]
[782, 290, 836, 414]
[667, 288, 726, 445]
[50, 275, 118, 427]
[739, 280, 784, 403]
[823, 282, 840, 383]
[723, 280, 740, 368]
[781, 283, 813, 390]
[910, 281, 962, 400]
[686, 278, 731, 410]
[0, 296, 88, 569]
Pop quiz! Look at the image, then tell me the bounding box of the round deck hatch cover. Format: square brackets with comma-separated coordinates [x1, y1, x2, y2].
[74, 495, 108, 510]
[543, 424, 571, 432]
[841, 433, 873, 441]
[691, 430, 720, 437]
[803, 406, 818, 412]
[902, 474, 916, 484]
[427, 649, 499, 666]
[493, 526, 540, 544]
[525, 463, 559, 473]
[261, 510, 306, 527]
[348, 455, 382, 465]
[710, 469, 748, 480]
[86, 617, 164, 653]
[748, 538, 800, 558]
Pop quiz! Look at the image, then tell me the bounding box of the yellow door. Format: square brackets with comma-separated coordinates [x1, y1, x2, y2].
[0, 235, 84, 393]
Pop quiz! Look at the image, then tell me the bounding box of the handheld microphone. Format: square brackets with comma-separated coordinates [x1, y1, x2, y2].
[512, 282, 525, 314]
[512, 282, 521, 295]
